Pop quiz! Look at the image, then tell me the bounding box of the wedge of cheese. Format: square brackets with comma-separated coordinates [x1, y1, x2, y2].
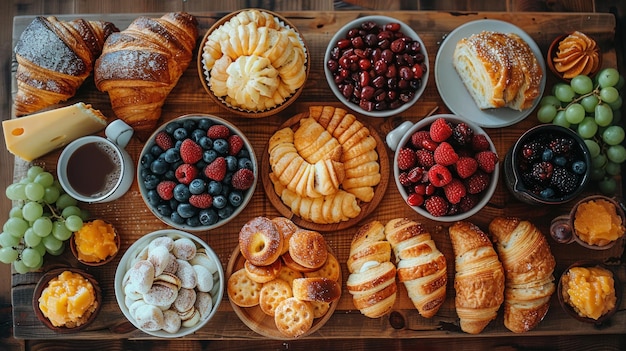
[3, 103, 108, 161]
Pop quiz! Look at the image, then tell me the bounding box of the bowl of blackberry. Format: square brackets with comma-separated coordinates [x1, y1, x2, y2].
[138, 114, 257, 231]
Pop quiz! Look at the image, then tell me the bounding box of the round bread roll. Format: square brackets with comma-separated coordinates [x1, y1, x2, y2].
[244, 259, 282, 283]
[272, 217, 299, 254]
[292, 277, 341, 303]
[239, 216, 284, 266]
[288, 230, 328, 269]
[274, 297, 314, 338]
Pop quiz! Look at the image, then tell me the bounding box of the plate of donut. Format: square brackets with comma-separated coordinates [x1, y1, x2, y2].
[226, 216, 342, 339]
[261, 105, 389, 231]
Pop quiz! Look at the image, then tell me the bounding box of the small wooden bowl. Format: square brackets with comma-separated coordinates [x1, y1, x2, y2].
[70, 219, 120, 266]
[197, 9, 310, 117]
[547, 33, 602, 82]
[33, 268, 102, 333]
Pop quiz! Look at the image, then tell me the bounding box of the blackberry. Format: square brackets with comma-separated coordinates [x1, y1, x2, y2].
[550, 167, 578, 195]
[530, 161, 554, 183]
[520, 141, 544, 162]
[549, 137, 573, 155]
[452, 122, 474, 146]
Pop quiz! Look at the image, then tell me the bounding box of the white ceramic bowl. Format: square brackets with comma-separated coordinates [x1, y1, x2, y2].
[324, 15, 429, 117]
[114, 229, 224, 338]
[387, 114, 499, 222]
[137, 114, 257, 232]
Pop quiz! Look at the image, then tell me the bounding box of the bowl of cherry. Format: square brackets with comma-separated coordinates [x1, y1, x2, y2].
[137, 114, 257, 231]
[324, 15, 429, 117]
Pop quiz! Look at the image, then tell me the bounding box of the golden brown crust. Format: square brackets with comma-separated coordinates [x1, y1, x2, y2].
[244, 259, 282, 284]
[292, 277, 341, 303]
[347, 220, 391, 274]
[271, 217, 299, 255]
[288, 230, 328, 269]
[273, 297, 314, 338]
[226, 268, 263, 307]
[239, 216, 283, 267]
[346, 261, 397, 318]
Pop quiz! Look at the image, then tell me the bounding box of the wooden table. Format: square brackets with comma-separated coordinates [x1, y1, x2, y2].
[8, 9, 626, 344]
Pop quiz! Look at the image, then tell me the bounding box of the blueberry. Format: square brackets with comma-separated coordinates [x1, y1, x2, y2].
[189, 179, 206, 194]
[213, 139, 229, 154]
[164, 170, 176, 180]
[207, 181, 223, 196]
[223, 172, 233, 186]
[143, 174, 160, 190]
[170, 212, 185, 224]
[175, 140, 183, 149]
[228, 190, 243, 206]
[183, 119, 197, 131]
[199, 136, 213, 149]
[156, 204, 172, 217]
[165, 121, 182, 134]
[554, 156, 567, 166]
[164, 148, 181, 163]
[140, 167, 151, 179]
[237, 149, 250, 159]
[238, 157, 253, 170]
[191, 129, 205, 142]
[218, 205, 234, 219]
[150, 144, 164, 157]
[225, 155, 238, 172]
[177, 202, 197, 218]
[542, 149, 553, 161]
[150, 159, 169, 175]
[197, 118, 213, 131]
[173, 184, 191, 202]
[572, 160, 587, 175]
[141, 153, 155, 168]
[213, 195, 227, 209]
[540, 187, 555, 198]
[169, 199, 180, 211]
[186, 216, 201, 227]
[198, 209, 218, 226]
[173, 127, 188, 140]
[203, 149, 218, 163]
[146, 189, 161, 206]
[196, 161, 207, 170]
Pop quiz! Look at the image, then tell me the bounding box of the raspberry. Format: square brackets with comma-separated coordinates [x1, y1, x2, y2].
[465, 171, 490, 194]
[231, 168, 255, 190]
[476, 150, 498, 173]
[427, 164, 452, 187]
[414, 183, 435, 196]
[155, 131, 173, 150]
[410, 130, 431, 149]
[443, 178, 466, 204]
[415, 149, 435, 168]
[228, 135, 244, 156]
[175, 164, 198, 185]
[452, 122, 474, 146]
[433, 142, 459, 166]
[406, 193, 424, 206]
[424, 195, 449, 217]
[207, 125, 230, 139]
[471, 134, 490, 152]
[407, 167, 425, 183]
[156, 180, 176, 200]
[180, 139, 202, 164]
[455, 157, 478, 179]
[189, 193, 213, 209]
[429, 118, 453, 142]
[204, 157, 227, 181]
[397, 147, 417, 170]
[398, 172, 412, 186]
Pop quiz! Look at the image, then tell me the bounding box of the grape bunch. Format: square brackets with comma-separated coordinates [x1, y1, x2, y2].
[537, 68, 625, 195]
[0, 166, 89, 273]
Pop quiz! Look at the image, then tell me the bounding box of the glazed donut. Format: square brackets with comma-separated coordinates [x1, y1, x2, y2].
[288, 230, 328, 270]
[239, 216, 283, 266]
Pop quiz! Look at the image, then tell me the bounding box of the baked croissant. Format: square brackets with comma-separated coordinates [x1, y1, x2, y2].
[449, 221, 505, 334]
[346, 221, 397, 318]
[94, 12, 198, 137]
[13, 16, 118, 116]
[488, 217, 556, 333]
[384, 218, 447, 318]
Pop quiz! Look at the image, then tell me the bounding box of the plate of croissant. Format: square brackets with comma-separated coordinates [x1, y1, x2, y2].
[262, 105, 389, 231]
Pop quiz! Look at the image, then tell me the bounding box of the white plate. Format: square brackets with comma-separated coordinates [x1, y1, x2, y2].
[434, 19, 546, 128]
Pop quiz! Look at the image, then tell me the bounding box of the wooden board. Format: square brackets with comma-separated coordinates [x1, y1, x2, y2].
[8, 10, 626, 340]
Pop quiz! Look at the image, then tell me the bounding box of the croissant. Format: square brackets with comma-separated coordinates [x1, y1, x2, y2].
[449, 221, 505, 334]
[94, 12, 198, 138]
[346, 221, 397, 318]
[13, 16, 118, 116]
[294, 118, 342, 163]
[488, 217, 556, 333]
[383, 218, 447, 318]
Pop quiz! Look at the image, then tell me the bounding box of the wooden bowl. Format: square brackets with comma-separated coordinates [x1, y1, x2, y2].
[70, 219, 120, 266]
[197, 9, 309, 117]
[33, 268, 102, 333]
[547, 33, 602, 82]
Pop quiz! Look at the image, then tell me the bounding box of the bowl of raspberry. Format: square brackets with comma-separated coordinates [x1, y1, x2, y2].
[324, 15, 429, 117]
[138, 114, 257, 231]
[387, 114, 499, 221]
[503, 124, 591, 205]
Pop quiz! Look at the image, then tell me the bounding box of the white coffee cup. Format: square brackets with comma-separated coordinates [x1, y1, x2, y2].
[57, 119, 134, 203]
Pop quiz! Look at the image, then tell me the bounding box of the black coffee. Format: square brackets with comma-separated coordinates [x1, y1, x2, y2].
[66, 142, 121, 198]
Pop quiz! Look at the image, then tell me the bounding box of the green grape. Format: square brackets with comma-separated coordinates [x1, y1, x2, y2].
[21, 247, 42, 268]
[24, 182, 45, 202]
[52, 221, 73, 241]
[13, 260, 30, 274]
[565, 103, 585, 124]
[580, 94, 599, 113]
[602, 125, 625, 145]
[591, 154, 608, 169]
[0, 232, 20, 247]
[552, 110, 570, 127]
[42, 235, 63, 252]
[571, 75, 594, 94]
[79, 209, 91, 221]
[32, 217, 53, 237]
[33, 172, 54, 188]
[46, 245, 65, 256]
[605, 161, 622, 176]
[9, 206, 23, 219]
[33, 242, 47, 256]
[537, 104, 557, 123]
[540, 95, 562, 108]
[5, 183, 26, 201]
[599, 86, 620, 104]
[590, 167, 606, 181]
[608, 95, 623, 111]
[64, 215, 83, 232]
[594, 103, 614, 127]
[55, 193, 77, 209]
[576, 117, 598, 139]
[597, 68, 620, 88]
[553, 83, 576, 102]
[43, 186, 61, 204]
[26, 166, 44, 180]
[61, 206, 82, 218]
[616, 75, 625, 90]
[4, 217, 29, 238]
[598, 177, 618, 195]
[584, 139, 601, 158]
[24, 228, 42, 247]
[22, 201, 43, 222]
[607, 144, 626, 163]
[0, 247, 19, 264]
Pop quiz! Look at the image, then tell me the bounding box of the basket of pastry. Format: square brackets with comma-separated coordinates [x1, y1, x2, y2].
[262, 105, 389, 231]
[227, 216, 342, 339]
[198, 9, 309, 117]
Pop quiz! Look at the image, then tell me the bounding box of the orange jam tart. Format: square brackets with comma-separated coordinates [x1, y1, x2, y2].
[561, 266, 616, 320]
[574, 199, 625, 246]
[74, 219, 118, 262]
[38, 270, 98, 327]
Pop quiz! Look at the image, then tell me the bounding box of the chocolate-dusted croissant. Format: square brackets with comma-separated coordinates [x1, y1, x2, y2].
[13, 16, 118, 116]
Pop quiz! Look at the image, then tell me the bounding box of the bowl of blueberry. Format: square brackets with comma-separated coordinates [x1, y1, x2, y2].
[503, 124, 591, 205]
[138, 114, 257, 231]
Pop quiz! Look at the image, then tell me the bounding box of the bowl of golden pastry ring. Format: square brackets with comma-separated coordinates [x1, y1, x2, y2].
[547, 31, 602, 82]
[558, 260, 622, 325]
[33, 268, 102, 333]
[198, 8, 309, 117]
